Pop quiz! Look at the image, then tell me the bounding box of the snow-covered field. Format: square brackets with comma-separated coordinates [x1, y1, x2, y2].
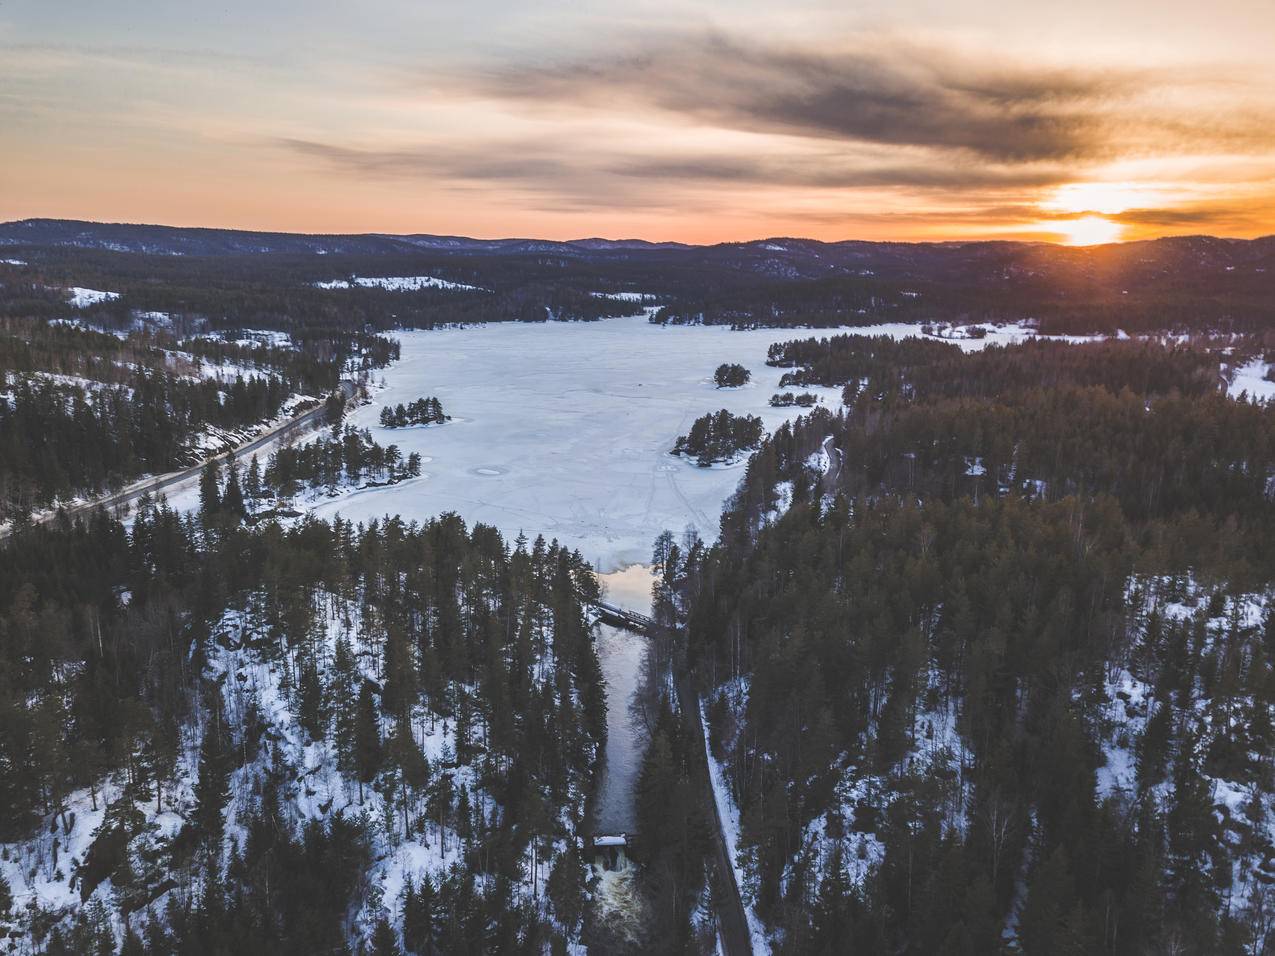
[314, 275, 485, 292]
[67, 287, 120, 308]
[1228, 357, 1275, 403]
[306, 316, 1052, 573]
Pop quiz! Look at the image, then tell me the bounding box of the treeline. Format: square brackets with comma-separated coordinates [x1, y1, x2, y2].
[661, 334, 1275, 953]
[767, 334, 1221, 403]
[648, 250, 1275, 336]
[181, 328, 398, 392]
[0, 247, 640, 335]
[672, 410, 764, 467]
[8, 229, 1275, 337]
[833, 388, 1275, 526]
[0, 316, 395, 394]
[380, 397, 448, 428]
[0, 499, 606, 952]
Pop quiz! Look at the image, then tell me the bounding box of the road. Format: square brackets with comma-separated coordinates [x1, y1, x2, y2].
[3, 380, 357, 536]
[681, 678, 754, 956]
[819, 433, 843, 496]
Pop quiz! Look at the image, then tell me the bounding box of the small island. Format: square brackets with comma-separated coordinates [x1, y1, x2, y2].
[769, 391, 819, 408]
[672, 409, 764, 466]
[713, 363, 751, 388]
[378, 396, 449, 427]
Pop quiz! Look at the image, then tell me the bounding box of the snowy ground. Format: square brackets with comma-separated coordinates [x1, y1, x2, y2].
[303, 316, 1055, 574]
[314, 275, 485, 292]
[700, 698, 772, 954]
[66, 287, 120, 308]
[1227, 357, 1275, 403]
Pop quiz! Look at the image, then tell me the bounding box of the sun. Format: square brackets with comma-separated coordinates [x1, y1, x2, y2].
[1053, 215, 1124, 246]
[1045, 182, 1148, 216]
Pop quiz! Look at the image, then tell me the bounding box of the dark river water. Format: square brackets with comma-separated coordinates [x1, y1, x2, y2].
[592, 565, 656, 835]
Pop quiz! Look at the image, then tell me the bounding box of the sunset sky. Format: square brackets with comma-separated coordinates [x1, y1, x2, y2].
[2, 0, 1274, 244]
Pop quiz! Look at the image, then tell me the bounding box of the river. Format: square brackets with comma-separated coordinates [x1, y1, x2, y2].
[593, 564, 659, 835]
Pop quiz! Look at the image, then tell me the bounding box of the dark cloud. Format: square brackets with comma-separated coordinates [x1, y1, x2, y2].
[277, 138, 688, 213]
[607, 155, 1069, 190]
[1117, 203, 1252, 226]
[462, 32, 1136, 164]
[281, 138, 566, 184]
[279, 137, 1068, 200]
[1114, 200, 1275, 232]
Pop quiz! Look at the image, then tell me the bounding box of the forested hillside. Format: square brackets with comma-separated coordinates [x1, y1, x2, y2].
[0, 316, 397, 524]
[0, 491, 606, 953]
[667, 335, 1275, 954]
[6, 223, 1275, 337]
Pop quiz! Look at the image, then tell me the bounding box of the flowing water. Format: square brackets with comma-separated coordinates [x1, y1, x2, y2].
[589, 857, 649, 947]
[593, 564, 656, 835]
[590, 565, 657, 942]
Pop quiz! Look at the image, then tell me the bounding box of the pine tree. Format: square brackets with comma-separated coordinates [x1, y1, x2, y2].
[370, 916, 400, 956]
[118, 929, 145, 956]
[403, 875, 439, 955]
[245, 453, 262, 508]
[353, 681, 382, 803]
[222, 459, 246, 520]
[193, 716, 231, 851]
[547, 843, 585, 933]
[298, 656, 325, 740]
[1019, 846, 1076, 956]
[198, 457, 222, 520]
[810, 844, 854, 953]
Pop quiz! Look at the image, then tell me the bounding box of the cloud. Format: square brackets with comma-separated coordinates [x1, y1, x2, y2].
[277, 137, 689, 213]
[275, 28, 1275, 237]
[457, 32, 1138, 164]
[1116, 200, 1275, 230]
[606, 155, 1070, 190]
[278, 136, 1070, 203]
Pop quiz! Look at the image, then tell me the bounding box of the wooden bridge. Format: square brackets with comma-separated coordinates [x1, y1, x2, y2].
[589, 600, 656, 634]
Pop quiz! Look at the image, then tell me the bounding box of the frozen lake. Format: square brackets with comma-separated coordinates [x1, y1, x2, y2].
[310, 314, 855, 572]
[309, 315, 1061, 569]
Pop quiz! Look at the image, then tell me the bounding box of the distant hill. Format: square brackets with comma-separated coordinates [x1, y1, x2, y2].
[0, 218, 692, 258]
[4, 218, 1274, 334]
[2, 217, 1273, 286]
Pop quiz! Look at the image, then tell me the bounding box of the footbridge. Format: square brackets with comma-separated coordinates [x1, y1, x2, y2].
[589, 600, 656, 634]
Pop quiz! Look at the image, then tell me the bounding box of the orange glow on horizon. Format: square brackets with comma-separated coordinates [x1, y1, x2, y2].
[1051, 215, 1125, 246]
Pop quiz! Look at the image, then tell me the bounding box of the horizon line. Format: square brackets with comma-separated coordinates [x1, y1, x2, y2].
[4, 216, 1273, 250]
